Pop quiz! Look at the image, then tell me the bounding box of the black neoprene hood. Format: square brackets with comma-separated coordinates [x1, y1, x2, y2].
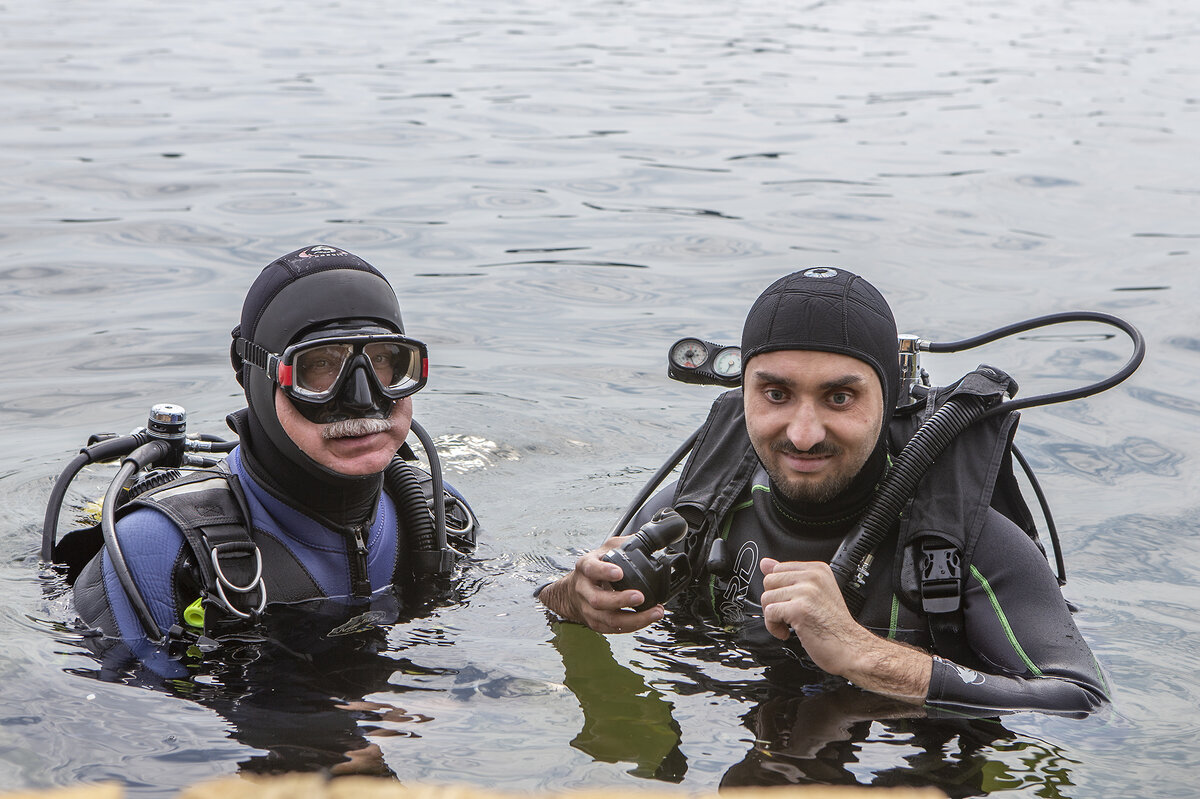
[229, 244, 407, 484]
[741, 267, 900, 414]
[234, 244, 404, 362]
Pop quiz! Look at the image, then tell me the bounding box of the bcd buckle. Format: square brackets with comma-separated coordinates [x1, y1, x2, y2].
[920, 540, 962, 614]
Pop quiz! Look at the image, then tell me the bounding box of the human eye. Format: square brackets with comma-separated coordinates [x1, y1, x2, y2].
[828, 390, 854, 407]
[296, 346, 347, 389]
[764, 387, 789, 403]
[365, 343, 403, 384]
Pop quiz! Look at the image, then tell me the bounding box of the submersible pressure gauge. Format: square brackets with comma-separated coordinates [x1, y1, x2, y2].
[668, 338, 741, 387]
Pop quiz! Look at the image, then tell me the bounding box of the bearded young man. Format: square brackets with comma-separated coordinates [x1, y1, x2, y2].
[538, 267, 1108, 715]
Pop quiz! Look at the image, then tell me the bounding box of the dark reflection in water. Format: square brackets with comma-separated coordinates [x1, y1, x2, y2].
[61, 585, 479, 778]
[721, 691, 1029, 797]
[1129, 386, 1200, 418]
[551, 617, 1080, 797]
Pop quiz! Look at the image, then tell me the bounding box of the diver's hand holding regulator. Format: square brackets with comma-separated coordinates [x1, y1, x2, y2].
[542, 509, 688, 634]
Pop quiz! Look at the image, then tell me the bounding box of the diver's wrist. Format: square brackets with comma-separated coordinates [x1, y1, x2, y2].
[537, 575, 583, 624]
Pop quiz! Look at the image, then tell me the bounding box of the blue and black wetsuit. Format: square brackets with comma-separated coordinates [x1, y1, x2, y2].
[73, 444, 474, 676]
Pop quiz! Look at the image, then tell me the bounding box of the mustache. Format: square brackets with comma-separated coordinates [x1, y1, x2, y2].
[322, 416, 393, 440]
[771, 439, 842, 458]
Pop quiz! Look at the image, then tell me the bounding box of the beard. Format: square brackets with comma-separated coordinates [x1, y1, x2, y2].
[759, 439, 863, 505]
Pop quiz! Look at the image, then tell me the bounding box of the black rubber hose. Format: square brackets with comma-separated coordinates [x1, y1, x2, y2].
[100, 439, 173, 644]
[185, 438, 237, 453]
[927, 311, 1145, 419]
[42, 452, 90, 563]
[608, 429, 700, 539]
[1012, 443, 1066, 585]
[829, 394, 988, 613]
[408, 419, 446, 551]
[384, 458, 439, 558]
[42, 432, 151, 563]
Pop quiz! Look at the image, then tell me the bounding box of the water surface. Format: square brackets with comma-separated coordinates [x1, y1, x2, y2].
[1, 0, 1198, 795]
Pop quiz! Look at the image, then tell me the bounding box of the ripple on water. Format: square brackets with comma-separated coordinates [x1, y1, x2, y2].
[1130, 386, 1200, 419]
[1166, 336, 1200, 353]
[32, 169, 226, 203]
[0, 258, 225, 299]
[216, 195, 343, 215]
[623, 235, 765, 260]
[1035, 436, 1186, 484]
[462, 186, 560, 213]
[1015, 175, 1082, 189]
[758, 207, 886, 246]
[105, 221, 258, 251]
[503, 273, 657, 306]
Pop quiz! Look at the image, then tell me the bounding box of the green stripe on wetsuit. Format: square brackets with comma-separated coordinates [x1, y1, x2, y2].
[970, 564, 1042, 676]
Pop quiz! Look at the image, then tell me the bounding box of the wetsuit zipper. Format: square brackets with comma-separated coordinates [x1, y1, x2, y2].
[349, 524, 371, 598]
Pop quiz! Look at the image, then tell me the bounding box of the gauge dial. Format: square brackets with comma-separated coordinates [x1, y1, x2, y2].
[670, 338, 709, 369]
[712, 347, 741, 377]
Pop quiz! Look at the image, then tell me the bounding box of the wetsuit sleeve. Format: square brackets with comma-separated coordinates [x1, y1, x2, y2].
[925, 510, 1109, 715]
[73, 506, 190, 642]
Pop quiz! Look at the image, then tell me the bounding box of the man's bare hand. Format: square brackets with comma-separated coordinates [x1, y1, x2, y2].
[759, 557, 931, 702]
[538, 537, 665, 634]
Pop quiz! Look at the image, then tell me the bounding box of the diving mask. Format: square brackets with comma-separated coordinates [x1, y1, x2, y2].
[236, 332, 428, 404]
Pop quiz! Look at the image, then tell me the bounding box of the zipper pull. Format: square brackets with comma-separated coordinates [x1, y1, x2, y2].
[351, 525, 371, 597]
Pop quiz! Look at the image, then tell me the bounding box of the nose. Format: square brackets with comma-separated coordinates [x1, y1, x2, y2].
[786, 402, 826, 452]
[341, 364, 376, 413]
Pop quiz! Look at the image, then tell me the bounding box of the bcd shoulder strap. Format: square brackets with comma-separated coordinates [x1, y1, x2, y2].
[890, 366, 1039, 661]
[671, 389, 760, 576]
[122, 463, 267, 627]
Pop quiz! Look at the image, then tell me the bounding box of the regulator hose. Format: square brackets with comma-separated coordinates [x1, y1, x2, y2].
[608, 430, 700, 540]
[928, 310, 1145, 420]
[100, 439, 174, 644]
[829, 393, 989, 615]
[385, 418, 452, 575]
[383, 457, 445, 575]
[41, 432, 152, 563]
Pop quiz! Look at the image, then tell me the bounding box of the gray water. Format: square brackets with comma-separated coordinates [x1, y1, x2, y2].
[1, 0, 1198, 794]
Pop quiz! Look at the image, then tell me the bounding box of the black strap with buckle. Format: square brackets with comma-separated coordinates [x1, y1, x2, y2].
[919, 538, 976, 665]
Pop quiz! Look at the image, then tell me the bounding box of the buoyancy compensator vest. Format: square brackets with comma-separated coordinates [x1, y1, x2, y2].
[66, 452, 476, 644]
[668, 366, 1047, 653]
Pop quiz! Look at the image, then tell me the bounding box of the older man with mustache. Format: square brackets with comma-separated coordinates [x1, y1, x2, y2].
[73, 245, 476, 654]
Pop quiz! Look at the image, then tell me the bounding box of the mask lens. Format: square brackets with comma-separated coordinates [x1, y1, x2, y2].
[283, 335, 426, 400]
[293, 343, 354, 397]
[364, 341, 422, 393]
